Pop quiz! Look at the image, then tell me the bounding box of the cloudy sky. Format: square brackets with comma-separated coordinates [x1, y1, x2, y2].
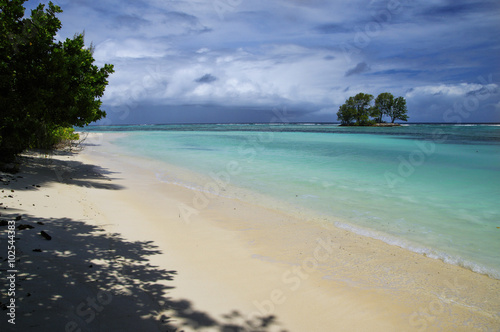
[26, 0, 500, 124]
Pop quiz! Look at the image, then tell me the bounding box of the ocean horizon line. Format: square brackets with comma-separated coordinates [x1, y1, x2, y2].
[84, 122, 500, 127]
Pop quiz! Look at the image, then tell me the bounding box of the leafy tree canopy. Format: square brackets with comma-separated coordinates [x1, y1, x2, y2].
[337, 92, 409, 126]
[336, 93, 374, 126]
[373, 92, 394, 123]
[390, 96, 409, 123]
[0, 0, 114, 161]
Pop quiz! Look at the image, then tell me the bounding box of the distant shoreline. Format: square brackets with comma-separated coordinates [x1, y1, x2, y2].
[339, 122, 402, 127]
[84, 122, 500, 128]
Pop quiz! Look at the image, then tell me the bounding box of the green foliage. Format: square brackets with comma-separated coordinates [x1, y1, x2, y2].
[337, 93, 374, 126]
[0, 0, 114, 161]
[390, 96, 409, 123]
[337, 92, 409, 126]
[34, 126, 80, 150]
[336, 103, 356, 126]
[373, 92, 394, 123]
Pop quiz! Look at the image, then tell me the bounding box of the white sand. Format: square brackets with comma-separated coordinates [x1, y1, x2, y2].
[1, 132, 499, 331]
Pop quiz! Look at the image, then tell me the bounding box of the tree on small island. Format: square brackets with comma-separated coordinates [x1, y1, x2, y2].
[337, 93, 374, 126]
[337, 92, 409, 126]
[0, 1, 114, 163]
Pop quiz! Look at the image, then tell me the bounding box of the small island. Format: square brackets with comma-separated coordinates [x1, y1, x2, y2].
[337, 92, 409, 126]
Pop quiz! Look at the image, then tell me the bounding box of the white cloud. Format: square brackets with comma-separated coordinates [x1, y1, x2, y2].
[94, 39, 172, 60]
[26, 0, 500, 123]
[406, 83, 499, 98]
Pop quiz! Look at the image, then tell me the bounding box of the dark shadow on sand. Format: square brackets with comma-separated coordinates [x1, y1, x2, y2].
[0, 215, 286, 332]
[1, 153, 124, 191]
[0, 154, 286, 332]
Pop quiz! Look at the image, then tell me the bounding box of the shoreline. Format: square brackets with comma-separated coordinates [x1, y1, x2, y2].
[93, 130, 500, 281]
[1, 132, 499, 331]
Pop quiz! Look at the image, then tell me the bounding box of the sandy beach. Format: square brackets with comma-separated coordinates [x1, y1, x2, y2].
[1, 132, 499, 332]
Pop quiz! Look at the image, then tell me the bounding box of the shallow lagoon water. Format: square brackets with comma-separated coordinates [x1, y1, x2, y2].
[87, 124, 500, 279]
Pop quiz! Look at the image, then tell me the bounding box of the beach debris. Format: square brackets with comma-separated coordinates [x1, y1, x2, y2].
[40, 231, 52, 240]
[18, 224, 34, 230]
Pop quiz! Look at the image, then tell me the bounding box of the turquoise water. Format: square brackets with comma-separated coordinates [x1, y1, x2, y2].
[87, 124, 500, 279]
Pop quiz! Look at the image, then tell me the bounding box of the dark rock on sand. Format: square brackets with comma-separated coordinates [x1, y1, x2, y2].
[40, 231, 52, 240]
[18, 224, 35, 230]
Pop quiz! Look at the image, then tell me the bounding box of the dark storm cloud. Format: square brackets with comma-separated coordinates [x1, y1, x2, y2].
[418, 0, 500, 20]
[195, 74, 218, 84]
[314, 23, 350, 34]
[109, 14, 150, 30]
[345, 62, 370, 77]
